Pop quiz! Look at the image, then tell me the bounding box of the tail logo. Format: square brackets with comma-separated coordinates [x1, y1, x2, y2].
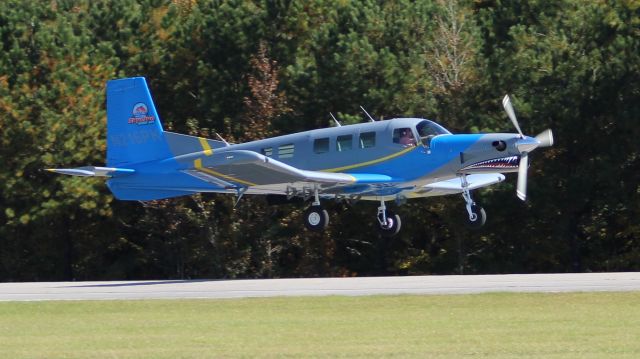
[128, 102, 155, 125]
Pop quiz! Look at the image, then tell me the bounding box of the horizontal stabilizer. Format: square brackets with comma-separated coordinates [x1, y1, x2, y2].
[46, 166, 135, 177]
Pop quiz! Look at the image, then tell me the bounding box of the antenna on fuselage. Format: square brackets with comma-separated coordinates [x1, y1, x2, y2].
[329, 112, 342, 127]
[215, 132, 230, 146]
[360, 106, 375, 122]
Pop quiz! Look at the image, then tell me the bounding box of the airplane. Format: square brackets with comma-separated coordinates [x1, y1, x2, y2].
[47, 77, 553, 237]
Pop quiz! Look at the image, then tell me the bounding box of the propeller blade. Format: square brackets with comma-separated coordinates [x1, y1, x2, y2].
[516, 153, 529, 201]
[535, 129, 554, 147]
[502, 95, 524, 138]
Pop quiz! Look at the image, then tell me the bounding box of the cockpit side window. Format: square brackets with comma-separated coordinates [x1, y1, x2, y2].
[416, 120, 450, 148]
[392, 128, 417, 146]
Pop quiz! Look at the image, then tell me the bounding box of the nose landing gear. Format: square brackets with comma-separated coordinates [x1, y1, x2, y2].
[460, 175, 486, 229]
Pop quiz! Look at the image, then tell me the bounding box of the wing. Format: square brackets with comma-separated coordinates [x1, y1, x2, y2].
[185, 150, 404, 196]
[417, 173, 505, 197]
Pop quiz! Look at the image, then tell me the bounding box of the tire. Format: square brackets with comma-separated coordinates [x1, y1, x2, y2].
[377, 211, 401, 237]
[465, 205, 486, 229]
[304, 205, 329, 232]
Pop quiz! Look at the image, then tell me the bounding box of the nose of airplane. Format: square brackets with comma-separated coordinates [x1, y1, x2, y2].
[454, 132, 543, 176]
[514, 136, 540, 153]
[512, 128, 554, 154]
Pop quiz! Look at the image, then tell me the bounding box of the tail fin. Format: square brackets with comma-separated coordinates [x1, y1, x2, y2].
[106, 77, 172, 167]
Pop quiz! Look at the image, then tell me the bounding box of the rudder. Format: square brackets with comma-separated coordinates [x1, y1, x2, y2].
[106, 77, 172, 167]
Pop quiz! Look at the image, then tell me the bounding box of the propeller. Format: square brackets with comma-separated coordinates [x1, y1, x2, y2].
[502, 95, 523, 138]
[516, 153, 528, 201]
[502, 95, 554, 201]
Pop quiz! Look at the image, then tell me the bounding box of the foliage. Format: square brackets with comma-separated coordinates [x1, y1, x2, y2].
[0, 0, 638, 280]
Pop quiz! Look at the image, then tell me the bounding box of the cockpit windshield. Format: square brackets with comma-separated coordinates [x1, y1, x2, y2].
[416, 120, 450, 147]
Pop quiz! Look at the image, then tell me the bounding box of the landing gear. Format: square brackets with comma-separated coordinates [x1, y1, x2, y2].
[304, 205, 329, 231]
[461, 175, 486, 229]
[377, 200, 401, 237]
[304, 188, 329, 232]
[465, 204, 486, 229]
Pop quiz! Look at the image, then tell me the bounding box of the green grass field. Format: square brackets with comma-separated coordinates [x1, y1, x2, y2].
[1, 292, 639, 358]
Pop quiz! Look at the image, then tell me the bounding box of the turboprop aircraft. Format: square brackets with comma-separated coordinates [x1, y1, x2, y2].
[48, 77, 553, 236]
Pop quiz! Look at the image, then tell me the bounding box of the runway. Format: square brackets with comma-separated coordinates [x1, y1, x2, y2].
[1, 272, 639, 301]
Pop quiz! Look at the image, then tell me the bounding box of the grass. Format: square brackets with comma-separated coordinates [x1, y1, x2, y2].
[1, 292, 639, 358]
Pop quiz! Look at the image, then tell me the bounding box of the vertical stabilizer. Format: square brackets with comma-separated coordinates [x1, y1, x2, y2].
[106, 77, 172, 166]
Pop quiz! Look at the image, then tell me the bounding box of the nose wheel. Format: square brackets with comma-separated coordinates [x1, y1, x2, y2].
[377, 200, 401, 237]
[461, 175, 486, 229]
[465, 204, 486, 229]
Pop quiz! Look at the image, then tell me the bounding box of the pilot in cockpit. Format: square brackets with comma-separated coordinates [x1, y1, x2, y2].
[399, 129, 416, 146]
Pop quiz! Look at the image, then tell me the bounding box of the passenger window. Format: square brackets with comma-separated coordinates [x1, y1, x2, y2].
[393, 128, 416, 146]
[336, 135, 353, 152]
[278, 144, 294, 158]
[313, 138, 329, 154]
[359, 131, 376, 148]
[261, 147, 273, 157]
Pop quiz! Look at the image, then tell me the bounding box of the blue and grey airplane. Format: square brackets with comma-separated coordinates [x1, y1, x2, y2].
[48, 77, 553, 236]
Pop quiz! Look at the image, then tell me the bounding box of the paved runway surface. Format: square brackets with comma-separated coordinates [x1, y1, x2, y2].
[1, 272, 639, 301]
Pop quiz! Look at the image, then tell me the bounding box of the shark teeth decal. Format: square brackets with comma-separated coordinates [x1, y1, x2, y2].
[462, 156, 520, 171]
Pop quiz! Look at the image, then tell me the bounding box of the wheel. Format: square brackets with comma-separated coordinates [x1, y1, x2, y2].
[377, 211, 401, 237]
[304, 205, 329, 232]
[465, 205, 486, 229]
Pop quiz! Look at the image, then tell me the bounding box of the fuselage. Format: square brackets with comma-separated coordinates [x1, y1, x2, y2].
[108, 117, 528, 201]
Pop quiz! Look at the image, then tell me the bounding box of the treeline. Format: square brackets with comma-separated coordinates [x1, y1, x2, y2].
[1, 0, 639, 281]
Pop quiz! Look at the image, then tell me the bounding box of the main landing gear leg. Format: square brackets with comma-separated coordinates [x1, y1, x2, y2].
[304, 188, 329, 232]
[460, 175, 486, 229]
[376, 199, 401, 237]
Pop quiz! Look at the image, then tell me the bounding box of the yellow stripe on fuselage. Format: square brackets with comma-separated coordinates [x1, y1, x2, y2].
[198, 137, 213, 156]
[320, 146, 417, 173]
[194, 158, 257, 187]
